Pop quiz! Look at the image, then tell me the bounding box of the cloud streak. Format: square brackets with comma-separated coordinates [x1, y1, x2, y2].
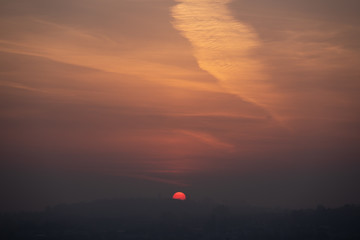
[171, 0, 277, 112]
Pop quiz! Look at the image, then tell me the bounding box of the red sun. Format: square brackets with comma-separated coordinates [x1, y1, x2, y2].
[172, 192, 186, 200]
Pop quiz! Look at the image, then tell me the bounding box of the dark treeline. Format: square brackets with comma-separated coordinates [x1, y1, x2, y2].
[1, 199, 360, 240]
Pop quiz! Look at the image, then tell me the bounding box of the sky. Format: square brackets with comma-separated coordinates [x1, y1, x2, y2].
[1, 0, 360, 210]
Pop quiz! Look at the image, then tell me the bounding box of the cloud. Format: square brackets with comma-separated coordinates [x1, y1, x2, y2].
[172, 0, 274, 110]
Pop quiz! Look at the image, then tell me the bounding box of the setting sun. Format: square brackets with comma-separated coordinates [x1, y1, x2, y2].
[172, 192, 186, 201]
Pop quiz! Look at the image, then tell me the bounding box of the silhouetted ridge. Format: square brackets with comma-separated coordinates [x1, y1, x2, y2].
[45, 198, 210, 217]
[1, 200, 360, 240]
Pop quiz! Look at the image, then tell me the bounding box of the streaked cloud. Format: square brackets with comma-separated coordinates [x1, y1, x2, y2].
[172, 0, 275, 110]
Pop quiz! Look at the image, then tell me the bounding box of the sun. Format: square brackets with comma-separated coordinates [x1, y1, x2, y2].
[172, 192, 186, 200]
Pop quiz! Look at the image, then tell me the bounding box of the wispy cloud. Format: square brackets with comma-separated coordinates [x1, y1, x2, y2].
[171, 0, 277, 112]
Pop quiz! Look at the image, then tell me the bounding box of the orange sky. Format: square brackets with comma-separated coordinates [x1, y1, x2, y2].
[1, 0, 360, 209]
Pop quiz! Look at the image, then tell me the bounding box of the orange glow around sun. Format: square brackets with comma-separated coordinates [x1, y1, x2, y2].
[172, 192, 186, 200]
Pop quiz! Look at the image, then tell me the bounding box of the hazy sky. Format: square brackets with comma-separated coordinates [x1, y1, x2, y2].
[1, 0, 360, 210]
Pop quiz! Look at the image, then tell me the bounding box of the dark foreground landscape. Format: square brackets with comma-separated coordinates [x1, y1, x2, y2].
[1, 199, 359, 240]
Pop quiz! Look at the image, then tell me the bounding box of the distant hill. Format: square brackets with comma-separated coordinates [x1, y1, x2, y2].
[1, 199, 360, 240]
[44, 198, 212, 218]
